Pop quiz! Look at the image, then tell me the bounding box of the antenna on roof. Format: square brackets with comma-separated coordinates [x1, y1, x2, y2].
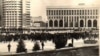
[78, 3, 85, 6]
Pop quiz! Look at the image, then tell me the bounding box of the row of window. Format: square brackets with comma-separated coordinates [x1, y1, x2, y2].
[5, 20, 22, 23]
[3, 1, 21, 3]
[5, 24, 17, 26]
[5, 22, 22, 25]
[47, 9, 98, 15]
[3, 13, 21, 15]
[4, 12, 22, 14]
[4, 8, 22, 9]
[4, 11, 22, 13]
[4, 16, 22, 17]
[4, 26, 22, 28]
[3, 6, 22, 8]
[4, 14, 22, 15]
[5, 20, 17, 21]
[3, 7, 22, 9]
[3, 4, 22, 5]
[49, 20, 97, 27]
[48, 16, 98, 19]
[4, 19, 19, 20]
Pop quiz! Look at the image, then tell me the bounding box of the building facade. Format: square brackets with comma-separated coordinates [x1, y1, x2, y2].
[22, 0, 30, 29]
[46, 6, 99, 30]
[1, 0, 30, 33]
[0, 0, 2, 27]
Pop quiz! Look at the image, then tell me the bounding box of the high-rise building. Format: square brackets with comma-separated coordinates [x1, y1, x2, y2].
[22, 0, 30, 29]
[1, 0, 30, 33]
[0, 0, 2, 27]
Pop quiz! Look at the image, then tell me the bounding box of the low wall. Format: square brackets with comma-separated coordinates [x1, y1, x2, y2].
[1, 45, 99, 56]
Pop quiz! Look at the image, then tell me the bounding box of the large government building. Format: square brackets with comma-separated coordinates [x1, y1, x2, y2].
[46, 6, 99, 30]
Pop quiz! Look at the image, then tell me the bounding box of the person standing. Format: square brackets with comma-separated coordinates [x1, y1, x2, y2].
[41, 41, 44, 50]
[8, 43, 11, 52]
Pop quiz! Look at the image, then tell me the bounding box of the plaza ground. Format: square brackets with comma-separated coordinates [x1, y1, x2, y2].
[0, 38, 98, 55]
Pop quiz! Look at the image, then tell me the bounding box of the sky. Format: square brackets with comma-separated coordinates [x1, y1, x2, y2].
[30, 0, 100, 22]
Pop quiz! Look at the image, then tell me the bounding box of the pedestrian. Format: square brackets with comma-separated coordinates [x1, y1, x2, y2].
[8, 43, 11, 52]
[41, 41, 44, 50]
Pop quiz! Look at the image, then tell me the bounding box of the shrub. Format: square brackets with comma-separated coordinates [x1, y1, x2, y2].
[68, 43, 73, 47]
[84, 40, 97, 44]
[16, 39, 27, 53]
[53, 34, 68, 49]
[32, 41, 40, 51]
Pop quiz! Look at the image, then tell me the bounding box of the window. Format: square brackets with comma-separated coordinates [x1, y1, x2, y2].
[93, 20, 97, 27]
[54, 10, 55, 15]
[49, 20, 53, 27]
[80, 20, 84, 27]
[88, 10, 89, 15]
[61, 10, 63, 15]
[75, 10, 76, 15]
[96, 9, 98, 15]
[88, 20, 92, 27]
[56, 10, 58, 15]
[64, 10, 66, 15]
[51, 10, 53, 15]
[69, 10, 71, 15]
[67, 10, 68, 15]
[76, 10, 78, 15]
[70, 18, 73, 27]
[59, 10, 60, 15]
[72, 10, 73, 15]
[65, 17, 68, 27]
[82, 10, 84, 15]
[59, 20, 63, 27]
[54, 20, 58, 27]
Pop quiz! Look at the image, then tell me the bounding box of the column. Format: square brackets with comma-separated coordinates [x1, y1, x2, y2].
[48, 19, 49, 27]
[91, 19, 93, 27]
[78, 17, 80, 28]
[85, 17, 86, 28]
[58, 19, 59, 27]
[63, 16, 65, 27]
[68, 16, 69, 27]
[53, 19, 54, 28]
[86, 19, 88, 29]
[73, 16, 75, 28]
[83, 19, 85, 29]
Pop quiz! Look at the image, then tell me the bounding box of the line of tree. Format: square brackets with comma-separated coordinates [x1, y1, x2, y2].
[0, 32, 98, 43]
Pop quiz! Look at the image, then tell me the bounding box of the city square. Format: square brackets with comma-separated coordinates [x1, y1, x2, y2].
[0, 0, 99, 56]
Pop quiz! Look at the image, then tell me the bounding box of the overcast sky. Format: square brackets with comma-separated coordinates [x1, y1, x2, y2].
[30, 0, 100, 22]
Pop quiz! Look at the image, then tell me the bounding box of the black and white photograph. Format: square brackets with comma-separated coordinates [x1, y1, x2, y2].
[0, 0, 99, 56]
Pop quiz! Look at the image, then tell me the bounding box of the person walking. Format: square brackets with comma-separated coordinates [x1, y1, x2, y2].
[8, 43, 11, 52]
[41, 41, 44, 50]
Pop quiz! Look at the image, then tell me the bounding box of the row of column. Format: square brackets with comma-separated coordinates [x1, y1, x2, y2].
[48, 18, 97, 28]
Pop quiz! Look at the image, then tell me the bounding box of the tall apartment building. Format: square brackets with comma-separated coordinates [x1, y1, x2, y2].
[1, 0, 30, 33]
[0, 0, 2, 27]
[22, 0, 30, 29]
[46, 6, 99, 30]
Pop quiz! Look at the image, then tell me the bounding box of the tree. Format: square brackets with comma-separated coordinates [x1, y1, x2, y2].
[32, 41, 40, 51]
[16, 39, 27, 53]
[68, 32, 81, 47]
[53, 33, 68, 49]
